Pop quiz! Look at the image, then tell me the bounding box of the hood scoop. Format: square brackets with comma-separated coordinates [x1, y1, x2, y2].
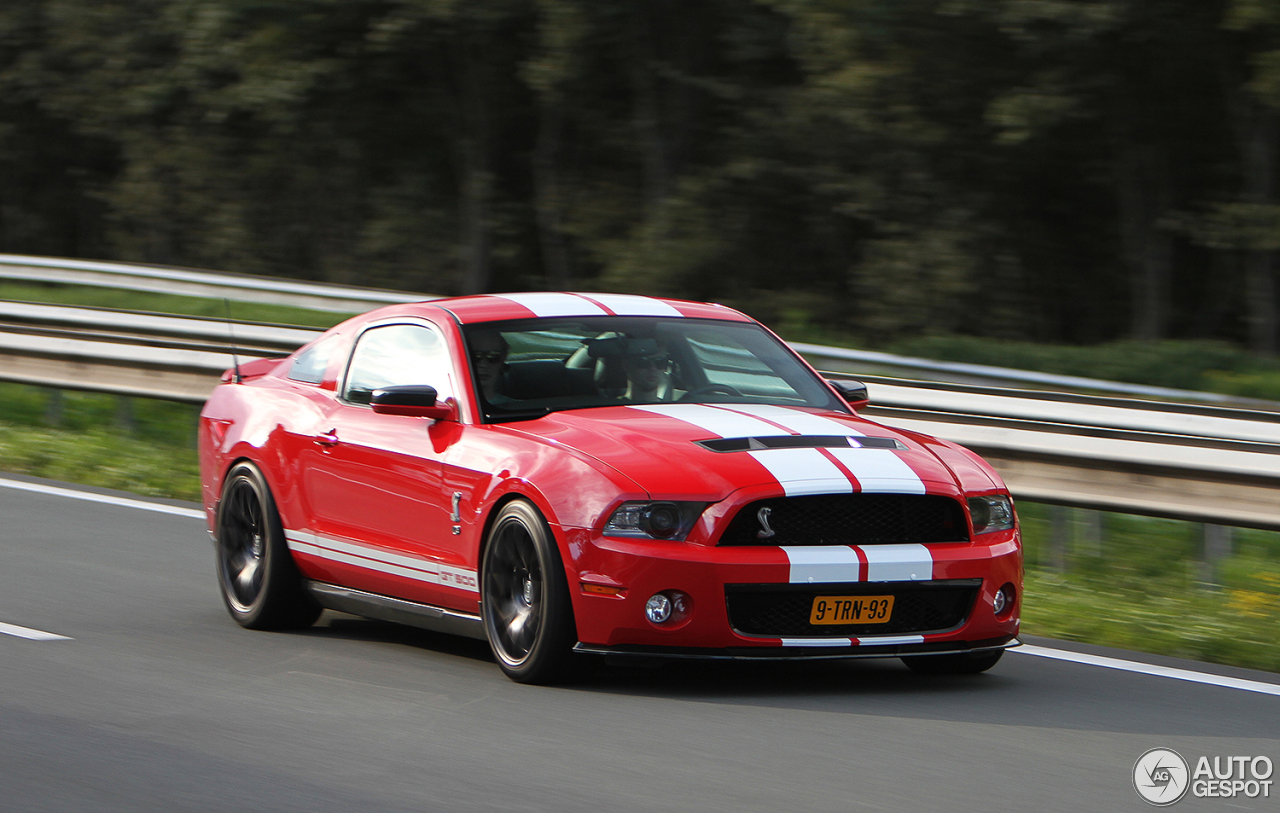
[697, 435, 907, 453]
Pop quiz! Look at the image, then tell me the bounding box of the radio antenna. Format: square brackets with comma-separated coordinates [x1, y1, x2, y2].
[224, 298, 243, 383]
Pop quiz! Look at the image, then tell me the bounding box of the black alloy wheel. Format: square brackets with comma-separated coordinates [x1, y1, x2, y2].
[481, 500, 578, 684]
[215, 462, 319, 630]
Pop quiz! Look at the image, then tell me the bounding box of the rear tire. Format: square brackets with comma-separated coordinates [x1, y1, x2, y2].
[215, 462, 320, 630]
[481, 500, 579, 684]
[902, 649, 1004, 675]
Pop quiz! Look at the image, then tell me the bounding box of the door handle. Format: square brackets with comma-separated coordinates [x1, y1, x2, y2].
[316, 428, 339, 447]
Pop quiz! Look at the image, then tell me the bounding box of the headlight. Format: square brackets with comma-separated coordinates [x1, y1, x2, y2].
[968, 494, 1015, 534]
[603, 501, 704, 540]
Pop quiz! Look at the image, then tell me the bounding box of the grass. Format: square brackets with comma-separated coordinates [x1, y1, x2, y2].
[1017, 502, 1280, 672]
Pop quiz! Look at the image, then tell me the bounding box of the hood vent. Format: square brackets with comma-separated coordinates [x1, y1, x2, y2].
[697, 435, 906, 453]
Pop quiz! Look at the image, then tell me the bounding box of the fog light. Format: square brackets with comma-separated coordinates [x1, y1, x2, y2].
[645, 593, 673, 624]
[993, 583, 1015, 616]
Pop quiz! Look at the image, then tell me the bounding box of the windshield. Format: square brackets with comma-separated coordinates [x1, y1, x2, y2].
[461, 316, 846, 423]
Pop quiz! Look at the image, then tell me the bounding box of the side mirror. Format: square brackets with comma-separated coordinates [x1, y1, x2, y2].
[371, 386, 457, 421]
[827, 379, 869, 410]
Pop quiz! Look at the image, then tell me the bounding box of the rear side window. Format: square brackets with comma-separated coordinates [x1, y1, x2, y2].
[343, 323, 454, 405]
[287, 336, 337, 384]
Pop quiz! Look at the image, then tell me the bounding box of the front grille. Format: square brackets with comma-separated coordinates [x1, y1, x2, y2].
[726, 580, 979, 638]
[717, 494, 968, 547]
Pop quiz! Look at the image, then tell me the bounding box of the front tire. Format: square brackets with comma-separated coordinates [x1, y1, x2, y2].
[215, 462, 320, 630]
[481, 500, 578, 684]
[903, 649, 1004, 675]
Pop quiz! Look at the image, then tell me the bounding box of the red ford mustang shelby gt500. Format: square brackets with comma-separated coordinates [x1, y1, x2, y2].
[199, 293, 1022, 683]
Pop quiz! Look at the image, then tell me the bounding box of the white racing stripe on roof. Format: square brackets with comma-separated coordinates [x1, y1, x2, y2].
[750, 448, 853, 496]
[721, 404, 863, 436]
[860, 544, 933, 581]
[629, 403, 789, 438]
[826, 447, 926, 494]
[492, 292, 608, 317]
[782, 546, 862, 583]
[586, 293, 684, 317]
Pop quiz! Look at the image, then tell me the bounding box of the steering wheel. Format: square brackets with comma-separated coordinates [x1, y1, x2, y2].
[679, 384, 742, 401]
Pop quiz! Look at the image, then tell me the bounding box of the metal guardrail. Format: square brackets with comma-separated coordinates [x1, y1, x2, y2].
[0, 253, 428, 313]
[4, 255, 1280, 529]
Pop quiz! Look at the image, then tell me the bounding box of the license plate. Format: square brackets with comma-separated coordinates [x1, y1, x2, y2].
[809, 595, 894, 625]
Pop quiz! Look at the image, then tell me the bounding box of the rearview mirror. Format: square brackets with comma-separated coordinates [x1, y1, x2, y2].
[826, 379, 869, 410]
[371, 386, 457, 421]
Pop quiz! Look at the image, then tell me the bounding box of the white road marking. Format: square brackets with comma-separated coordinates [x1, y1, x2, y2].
[0, 621, 72, 641]
[1014, 644, 1280, 698]
[0, 477, 204, 519]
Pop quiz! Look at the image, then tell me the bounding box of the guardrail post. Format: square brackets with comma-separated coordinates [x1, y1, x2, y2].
[1078, 508, 1103, 558]
[1200, 524, 1234, 587]
[1047, 504, 1070, 570]
[44, 389, 64, 426]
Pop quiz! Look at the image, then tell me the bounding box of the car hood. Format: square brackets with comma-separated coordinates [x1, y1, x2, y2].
[507, 403, 981, 501]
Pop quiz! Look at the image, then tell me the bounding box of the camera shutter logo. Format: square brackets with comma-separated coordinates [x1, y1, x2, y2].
[1134, 748, 1190, 806]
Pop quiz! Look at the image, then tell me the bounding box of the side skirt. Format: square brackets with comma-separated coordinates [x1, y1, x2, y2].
[306, 581, 487, 641]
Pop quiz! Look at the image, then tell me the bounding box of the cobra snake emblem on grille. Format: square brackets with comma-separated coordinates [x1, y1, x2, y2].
[756, 506, 776, 539]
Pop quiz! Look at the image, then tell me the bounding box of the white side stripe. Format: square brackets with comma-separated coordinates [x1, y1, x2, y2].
[826, 447, 926, 494]
[586, 293, 684, 317]
[783, 546, 862, 583]
[286, 531, 479, 593]
[860, 544, 933, 581]
[748, 448, 852, 496]
[492, 292, 608, 317]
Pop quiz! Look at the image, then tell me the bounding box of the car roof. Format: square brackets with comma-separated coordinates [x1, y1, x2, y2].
[422, 293, 753, 325]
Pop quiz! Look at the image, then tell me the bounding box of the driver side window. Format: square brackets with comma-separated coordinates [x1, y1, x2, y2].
[343, 324, 454, 405]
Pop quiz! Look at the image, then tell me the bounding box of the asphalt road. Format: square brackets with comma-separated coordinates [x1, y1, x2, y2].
[2, 474, 1278, 813]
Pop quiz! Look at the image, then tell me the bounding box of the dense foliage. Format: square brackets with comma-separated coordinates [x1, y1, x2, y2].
[5, 0, 1280, 352]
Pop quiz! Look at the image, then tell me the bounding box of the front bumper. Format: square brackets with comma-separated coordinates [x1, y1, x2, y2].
[563, 527, 1023, 655]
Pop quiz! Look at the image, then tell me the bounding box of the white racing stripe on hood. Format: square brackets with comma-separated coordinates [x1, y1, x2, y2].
[630, 403, 789, 438]
[749, 448, 852, 496]
[719, 403, 863, 436]
[586, 293, 684, 317]
[826, 447, 926, 493]
[631, 404, 848, 495]
[492, 292, 609, 317]
[725, 404, 925, 493]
